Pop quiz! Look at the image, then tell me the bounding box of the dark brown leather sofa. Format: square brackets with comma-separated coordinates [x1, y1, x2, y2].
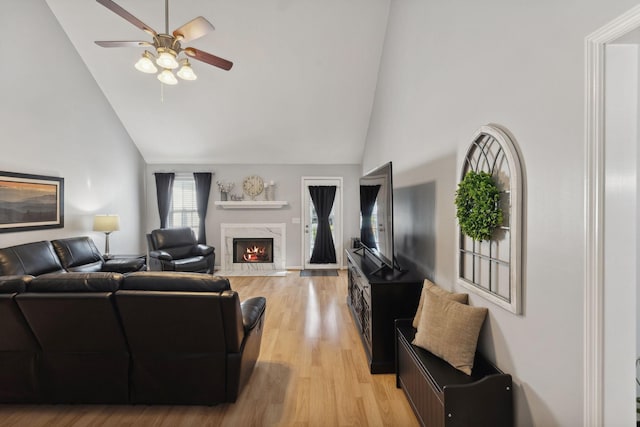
[0, 237, 145, 277]
[0, 275, 39, 403]
[0, 271, 266, 405]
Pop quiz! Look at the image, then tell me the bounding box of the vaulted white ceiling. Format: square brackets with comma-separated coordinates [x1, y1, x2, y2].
[45, 0, 390, 165]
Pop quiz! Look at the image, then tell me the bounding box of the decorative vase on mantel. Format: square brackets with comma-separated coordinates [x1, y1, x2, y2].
[220, 191, 228, 201]
[265, 182, 276, 201]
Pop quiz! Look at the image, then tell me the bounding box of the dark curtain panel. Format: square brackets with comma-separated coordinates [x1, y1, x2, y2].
[360, 185, 381, 249]
[193, 172, 212, 244]
[154, 173, 175, 228]
[309, 186, 337, 264]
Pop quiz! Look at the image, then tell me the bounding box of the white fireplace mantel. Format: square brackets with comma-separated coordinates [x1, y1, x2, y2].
[214, 201, 288, 209]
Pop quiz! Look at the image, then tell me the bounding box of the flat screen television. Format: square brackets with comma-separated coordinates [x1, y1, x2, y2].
[359, 161, 396, 272]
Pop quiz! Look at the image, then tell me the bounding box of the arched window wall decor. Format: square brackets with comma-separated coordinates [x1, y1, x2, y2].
[457, 124, 524, 314]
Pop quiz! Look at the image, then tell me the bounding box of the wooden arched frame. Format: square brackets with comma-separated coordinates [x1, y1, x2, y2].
[456, 124, 524, 314]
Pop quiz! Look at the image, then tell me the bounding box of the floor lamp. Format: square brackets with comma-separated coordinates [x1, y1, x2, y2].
[93, 214, 120, 259]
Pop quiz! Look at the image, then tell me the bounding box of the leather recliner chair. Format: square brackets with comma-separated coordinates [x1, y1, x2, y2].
[15, 272, 130, 403]
[147, 227, 215, 274]
[115, 272, 264, 404]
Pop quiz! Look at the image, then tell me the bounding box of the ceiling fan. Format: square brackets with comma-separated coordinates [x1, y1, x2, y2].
[94, 0, 233, 85]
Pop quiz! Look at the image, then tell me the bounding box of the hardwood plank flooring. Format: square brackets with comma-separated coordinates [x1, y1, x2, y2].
[0, 271, 418, 427]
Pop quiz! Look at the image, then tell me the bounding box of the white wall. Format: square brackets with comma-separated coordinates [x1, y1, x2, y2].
[145, 164, 361, 268]
[0, 0, 146, 254]
[362, 0, 640, 425]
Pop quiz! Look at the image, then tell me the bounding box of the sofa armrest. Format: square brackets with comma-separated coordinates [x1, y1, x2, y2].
[241, 296, 267, 333]
[193, 244, 214, 256]
[227, 295, 267, 403]
[149, 250, 173, 261]
[103, 257, 146, 273]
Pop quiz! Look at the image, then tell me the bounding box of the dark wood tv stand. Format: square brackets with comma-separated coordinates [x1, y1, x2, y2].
[346, 249, 423, 374]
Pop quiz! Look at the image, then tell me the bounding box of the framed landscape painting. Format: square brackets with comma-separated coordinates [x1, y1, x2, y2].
[0, 171, 64, 233]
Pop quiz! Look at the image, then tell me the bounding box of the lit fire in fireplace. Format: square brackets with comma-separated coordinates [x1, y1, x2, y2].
[243, 245, 268, 262]
[233, 237, 274, 264]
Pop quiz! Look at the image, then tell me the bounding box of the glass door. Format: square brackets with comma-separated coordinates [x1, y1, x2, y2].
[302, 177, 343, 270]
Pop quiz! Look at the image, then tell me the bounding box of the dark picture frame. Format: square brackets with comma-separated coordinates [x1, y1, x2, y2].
[0, 171, 64, 233]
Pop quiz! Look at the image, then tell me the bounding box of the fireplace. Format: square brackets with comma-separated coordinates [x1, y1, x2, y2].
[233, 238, 274, 263]
[220, 223, 286, 276]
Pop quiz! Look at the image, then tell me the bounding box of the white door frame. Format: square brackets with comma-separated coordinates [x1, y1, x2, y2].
[584, 5, 640, 426]
[301, 176, 343, 270]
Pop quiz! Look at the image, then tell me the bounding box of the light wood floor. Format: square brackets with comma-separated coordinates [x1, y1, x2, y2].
[0, 271, 419, 427]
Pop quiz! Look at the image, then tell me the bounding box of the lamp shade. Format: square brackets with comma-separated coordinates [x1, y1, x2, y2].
[177, 60, 197, 81]
[158, 69, 178, 85]
[135, 51, 158, 74]
[156, 50, 179, 69]
[93, 214, 120, 232]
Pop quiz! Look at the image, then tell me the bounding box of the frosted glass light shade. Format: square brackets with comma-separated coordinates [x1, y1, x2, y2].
[158, 69, 178, 85]
[177, 60, 197, 80]
[134, 51, 158, 74]
[156, 50, 179, 69]
[93, 214, 120, 232]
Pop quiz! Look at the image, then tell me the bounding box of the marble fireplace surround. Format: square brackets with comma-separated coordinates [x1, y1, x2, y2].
[218, 223, 286, 276]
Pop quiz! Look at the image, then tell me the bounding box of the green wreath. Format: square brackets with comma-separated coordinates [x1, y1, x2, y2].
[455, 171, 503, 241]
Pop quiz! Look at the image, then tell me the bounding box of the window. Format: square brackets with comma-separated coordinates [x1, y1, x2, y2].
[168, 174, 199, 236]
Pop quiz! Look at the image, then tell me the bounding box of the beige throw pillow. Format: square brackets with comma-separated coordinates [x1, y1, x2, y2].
[412, 279, 469, 328]
[412, 290, 488, 375]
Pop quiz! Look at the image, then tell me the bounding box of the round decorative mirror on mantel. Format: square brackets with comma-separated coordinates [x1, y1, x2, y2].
[456, 124, 524, 314]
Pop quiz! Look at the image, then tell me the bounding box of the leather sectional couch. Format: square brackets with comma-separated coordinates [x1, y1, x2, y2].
[0, 237, 146, 277]
[0, 269, 266, 405]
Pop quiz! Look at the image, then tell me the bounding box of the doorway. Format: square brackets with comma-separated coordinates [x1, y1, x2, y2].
[585, 6, 640, 426]
[301, 177, 343, 270]
[603, 40, 639, 427]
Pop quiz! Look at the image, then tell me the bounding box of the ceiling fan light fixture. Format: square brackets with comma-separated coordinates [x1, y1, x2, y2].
[157, 68, 178, 85]
[156, 48, 179, 69]
[134, 51, 158, 74]
[177, 59, 197, 81]
[94, 0, 234, 93]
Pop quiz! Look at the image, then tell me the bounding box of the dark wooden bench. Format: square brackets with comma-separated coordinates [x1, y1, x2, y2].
[395, 318, 513, 427]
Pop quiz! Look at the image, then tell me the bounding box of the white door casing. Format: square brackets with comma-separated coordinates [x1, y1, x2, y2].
[584, 5, 640, 426]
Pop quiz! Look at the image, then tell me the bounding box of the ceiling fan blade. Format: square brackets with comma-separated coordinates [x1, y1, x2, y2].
[184, 47, 233, 71]
[96, 0, 157, 36]
[95, 40, 152, 48]
[173, 16, 214, 43]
